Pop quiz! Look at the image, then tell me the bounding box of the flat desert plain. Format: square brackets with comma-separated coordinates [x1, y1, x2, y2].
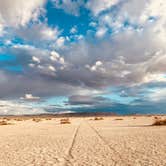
[0, 116, 166, 166]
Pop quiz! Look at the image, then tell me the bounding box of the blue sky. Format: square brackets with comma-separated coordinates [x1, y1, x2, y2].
[0, 0, 166, 115]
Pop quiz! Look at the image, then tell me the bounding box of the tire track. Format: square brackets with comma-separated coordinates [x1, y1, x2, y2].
[71, 121, 122, 165]
[61, 119, 156, 166]
[87, 121, 160, 166]
[86, 120, 130, 166]
[60, 122, 81, 166]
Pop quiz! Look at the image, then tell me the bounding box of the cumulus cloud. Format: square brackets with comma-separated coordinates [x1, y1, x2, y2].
[70, 26, 77, 34]
[15, 23, 60, 43]
[0, 0, 46, 27]
[0, 0, 166, 114]
[48, 65, 56, 72]
[86, 0, 120, 16]
[55, 37, 65, 48]
[32, 56, 40, 63]
[86, 61, 105, 72]
[95, 27, 107, 38]
[20, 94, 40, 101]
[2, 44, 66, 75]
[52, 0, 84, 16]
[0, 1, 65, 51]
[60, 26, 166, 88]
[1, 25, 166, 99]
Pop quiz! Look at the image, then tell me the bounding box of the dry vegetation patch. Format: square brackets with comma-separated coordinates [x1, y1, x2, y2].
[154, 116, 161, 120]
[0, 120, 12, 125]
[14, 118, 24, 121]
[94, 117, 104, 120]
[60, 118, 71, 124]
[45, 118, 52, 120]
[114, 118, 123, 120]
[152, 119, 166, 126]
[2, 117, 11, 121]
[32, 118, 42, 122]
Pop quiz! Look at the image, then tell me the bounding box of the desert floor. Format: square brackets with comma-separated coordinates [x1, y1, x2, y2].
[0, 116, 166, 166]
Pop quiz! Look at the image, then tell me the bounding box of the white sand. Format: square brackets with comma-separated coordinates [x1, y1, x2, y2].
[0, 116, 166, 166]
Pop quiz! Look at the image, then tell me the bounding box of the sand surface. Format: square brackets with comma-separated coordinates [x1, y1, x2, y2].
[0, 116, 166, 166]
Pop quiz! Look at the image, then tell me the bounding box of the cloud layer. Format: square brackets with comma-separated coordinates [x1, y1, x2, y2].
[0, 0, 166, 114]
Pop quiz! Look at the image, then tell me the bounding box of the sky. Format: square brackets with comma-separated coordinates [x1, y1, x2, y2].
[0, 0, 166, 115]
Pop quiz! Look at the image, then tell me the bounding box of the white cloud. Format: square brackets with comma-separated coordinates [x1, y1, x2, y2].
[0, 100, 45, 115]
[40, 25, 59, 40]
[0, 0, 166, 106]
[20, 94, 40, 101]
[76, 35, 84, 40]
[48, 65, 56, 72]
[95, 27, 107, 38]
[147, 88, 166, 102]
[0, 0, 46, 27]
[55, 36, 65, 48]
[12, 44, 34, 49]
[35, 64, 57, 76]
[4, 40, 12, 45]
[70, 26, 77, 34]
[96, 0, 166, 40]
[86, 61, 105, 72]
[0, 24, 4, 36]
[143, 74, 166, 84]
[140, 0, 166, 23]
[96, 61, 103, 66]
[50, 51, 66, 65]
[50, 51, 60, 61]
[99, 14, 122, 31]
[86, 0, 119, 16]
[29, 63, 35, 68]
[15, 23, 60, 42]
[32, 56, 40, 63]
[89, 22, 97, 27]
[52, 0, 83, 16]
[59, 57, 65, 65]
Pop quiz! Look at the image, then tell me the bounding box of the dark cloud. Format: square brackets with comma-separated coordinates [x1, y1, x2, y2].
[68, 95, 109, 105]
[67, 100, 166, 115]
[0, 0, 166, 116]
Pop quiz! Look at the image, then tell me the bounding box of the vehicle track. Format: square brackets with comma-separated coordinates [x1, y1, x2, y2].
[60, 122, 81, 166]
[69, 120, 127, 166]
[60, 119, 158, 166]
[88, 121, 160, 166]
[59, 120, 117, 165]
[86, 121, 129, 166]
